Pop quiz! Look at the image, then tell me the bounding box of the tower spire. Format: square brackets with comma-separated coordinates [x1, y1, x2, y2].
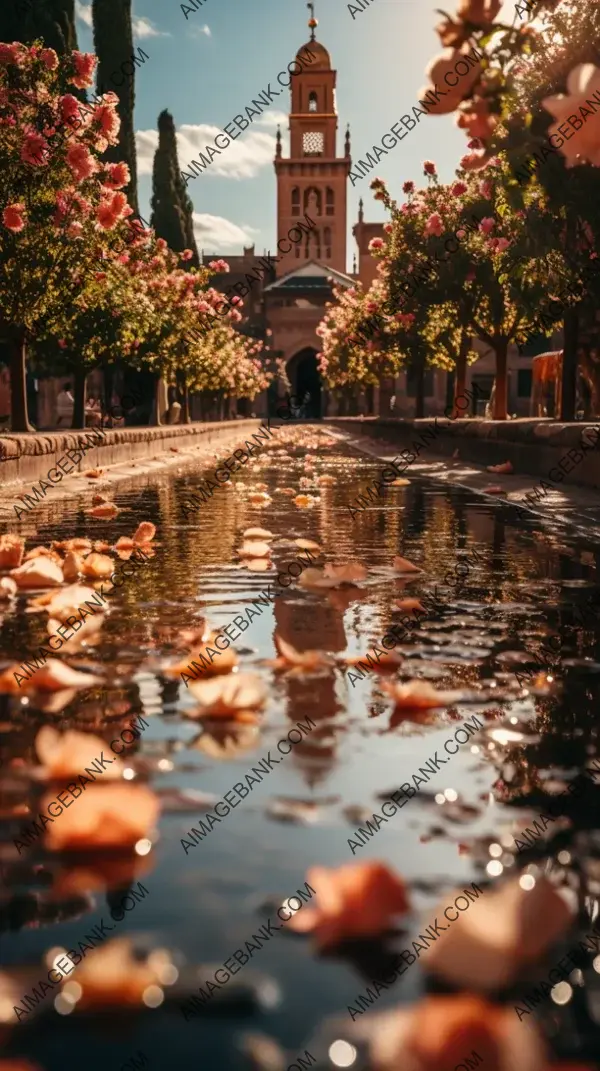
[307, 1, 317, 40]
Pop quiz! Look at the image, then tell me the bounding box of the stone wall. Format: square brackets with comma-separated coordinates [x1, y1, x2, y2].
[0, 419, 267, 488]
[327, 416, 600, 490]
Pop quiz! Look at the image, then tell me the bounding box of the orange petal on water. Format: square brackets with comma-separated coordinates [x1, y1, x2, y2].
[86, 503, 119, 519]
[249, 492, 272, 506]
[421, 874, 573, 990]
[24, 545, 63, 564]
[254, 482, 269, 491]
[17, 659, 103, 694]
[44, 583, 98, 619]
[166, 630, 238, 677]
[93, 540, 111, 552]
[42, 783, 159, 852]
[487, 460, 513, 474]
[84, 468, 104, 478]
[92, 493, 111, 506]
[187, 672, 266, 716]
[381, 679, 462, 709]
[245, 558, 273, 572]
[0, 577, 17, 599]
[81, 552, 114, 579]
[47, 613, 104, 649]
[115, 536, 135, 550]
[483, 484, 507, 495]
[237, 541, 272, 559]
[317, 474, 336, 485]
[396, 598, 426, 613]
[294, 494, 316, 508]
[343, 649, 402, 671]
[324, 561, 368, 583]
[277, 487, 297, 496]
[0, 534, 25, 569]
[286, 861, 410, 948]
[69, 938, 164, 1008]
[275, 634, 330, 669]
[133, 521, 156, 544]
[298, 567, 340, 590]
[56, 537, 93, 555]
[62, 550, 83, 582]
[10, 556, 64, 588]
[36, 725, 123, 780]
[294, 538, 321, 552]
[391, 477, 410, 486]
[392, 555, 422, 574]
[243, 527, 274, 540]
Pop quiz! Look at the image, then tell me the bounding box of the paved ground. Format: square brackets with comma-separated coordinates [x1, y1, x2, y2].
[333, 425, 600, 544]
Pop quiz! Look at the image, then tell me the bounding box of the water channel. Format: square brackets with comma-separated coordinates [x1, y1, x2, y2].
[1, 425, 600, 1069]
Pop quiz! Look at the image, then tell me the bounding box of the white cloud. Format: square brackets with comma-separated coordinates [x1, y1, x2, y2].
[132, 15, 170, 38]
[136, 123, 277, 181]
[254, 110, 287, 130]
[192, 213, 260, 252]
[75, 0, 93, 28]
[75, 3, 169, 38]
[188, 23, 211, 37]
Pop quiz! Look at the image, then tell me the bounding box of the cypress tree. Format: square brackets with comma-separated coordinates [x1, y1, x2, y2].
[0, 0, 78, 54]
[151, 110, 199, 267]
[91, 0, 139, 213]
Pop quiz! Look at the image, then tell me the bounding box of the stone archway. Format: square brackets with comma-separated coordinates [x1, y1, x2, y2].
[287, 347, 322, 418]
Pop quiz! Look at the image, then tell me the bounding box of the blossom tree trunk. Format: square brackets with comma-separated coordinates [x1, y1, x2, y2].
[453, 331, 470, 417]
[177, 371, 190, 424]
[560, 307, 578, 422]
[9, 332, 34, 432]
[492, 338, 508, 420]
[72, 365, 86, 429]
[414, 362, 425, 419]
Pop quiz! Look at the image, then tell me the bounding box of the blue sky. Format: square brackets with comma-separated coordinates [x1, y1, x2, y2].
[75, 0, 519, 271]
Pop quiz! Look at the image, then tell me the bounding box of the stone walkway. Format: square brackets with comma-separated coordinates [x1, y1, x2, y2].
[333, 426, 600, 544]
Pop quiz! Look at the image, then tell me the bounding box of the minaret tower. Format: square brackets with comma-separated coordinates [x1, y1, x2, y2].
[274, 3, 352, 276]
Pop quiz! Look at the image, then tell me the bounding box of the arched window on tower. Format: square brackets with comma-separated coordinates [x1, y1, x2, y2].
[308, 91, 318, 112]
[305, 228, 319, 260]
[291, 187, 300, 217]
[304, 186, 322, 215]
[324, 226, 332, 259]
[326, 188, 334, 216]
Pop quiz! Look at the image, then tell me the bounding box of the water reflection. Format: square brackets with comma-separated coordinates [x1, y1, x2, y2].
[1, 430, 600, 1066]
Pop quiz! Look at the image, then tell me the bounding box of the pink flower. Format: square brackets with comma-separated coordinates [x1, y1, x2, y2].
[456, 228, 466, 239]
[103, 162, 130, 189]
[66, 143, 97, 182]
[424, 211, 444, 236]
[460, 151, 492, 171]
[181, 249, 194, 261]
[40, 47, 59, 70]
[479, 179, 493, 198]
[402, 180, 414, 194]
[71, 50, 96, 89]
[384, 222, 393, 233]
[58, 339, 67, 349]
[542, 63, 600, 167]
[3, 203, 26, 232]
[422, 46, 483, 115]
[93, 102, 120, 142]
[495, 237, 510, 252]
[21, 132, 49, 166]
[479, 216, 495, 234]
[208, 258, 229, 272]
[97, 191, 128, 229]
[466, 270, 476, 281]
[423, 160, 437, 175]
[0, 43, 22, 66]
[452, 181, 468, 196]
[59, 93, 81, 129]
[368, 237, 384, 252]
[366, 301, 379, 313]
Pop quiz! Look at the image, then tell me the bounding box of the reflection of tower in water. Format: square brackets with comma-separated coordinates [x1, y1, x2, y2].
[273, 587, 346, 788]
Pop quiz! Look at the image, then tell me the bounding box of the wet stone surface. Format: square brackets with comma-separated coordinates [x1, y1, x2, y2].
[1, 427, 600, 1067]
